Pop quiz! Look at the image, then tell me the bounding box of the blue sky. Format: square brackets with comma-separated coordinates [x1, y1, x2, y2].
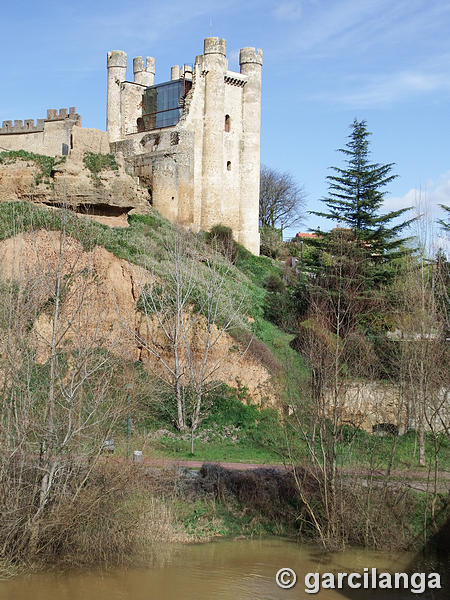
[2, 0, 449, 242]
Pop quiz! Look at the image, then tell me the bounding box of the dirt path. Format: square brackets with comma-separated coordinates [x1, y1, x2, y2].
[142, 457, 450, 482]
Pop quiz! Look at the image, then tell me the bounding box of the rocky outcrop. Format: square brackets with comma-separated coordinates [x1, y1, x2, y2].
[0, 151, 151, 224]
[0, 230, 273, 405]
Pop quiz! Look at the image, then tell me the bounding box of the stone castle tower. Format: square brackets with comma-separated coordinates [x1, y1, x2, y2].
[107, 37, 262, 254]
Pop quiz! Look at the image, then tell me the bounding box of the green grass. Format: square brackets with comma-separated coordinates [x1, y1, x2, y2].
[0, 150, 65, 184]
[338, 429, 450, 471]
[151, 438, 282, 463]
[83, 151, 118, 186]
[172, 497, 295, 539]
[236, 244, 281, 287]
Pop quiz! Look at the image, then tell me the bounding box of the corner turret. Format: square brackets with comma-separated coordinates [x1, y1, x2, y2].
[133, 56, 155, 86]
[238, 47, 263, 255]
[107, 50, 127, 142]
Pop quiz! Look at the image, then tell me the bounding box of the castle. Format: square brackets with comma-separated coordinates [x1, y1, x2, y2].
[0, 37, 262, 255]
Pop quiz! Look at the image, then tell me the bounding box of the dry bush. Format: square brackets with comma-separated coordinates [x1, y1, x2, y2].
[232, 327, 282, 374]
[198, 463, 308, 523]
[0, 459, 186, 572]
[197, 464, 417, 550]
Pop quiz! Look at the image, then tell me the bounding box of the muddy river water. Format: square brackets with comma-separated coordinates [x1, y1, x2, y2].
[0, 538, 446, 599]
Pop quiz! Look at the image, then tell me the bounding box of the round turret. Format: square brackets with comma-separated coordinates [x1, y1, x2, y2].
[133, 56, 155, 86]
[204, 37, 226, 56]
[171, 65, 180, 80]
[239, 47, 263, 67]
[107, 50, 127, 142]
[107, 50, 127, 68]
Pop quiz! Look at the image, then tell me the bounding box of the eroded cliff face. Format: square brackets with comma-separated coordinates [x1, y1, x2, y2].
[0, 151, 151, 226]
[0, 230, 273, 405]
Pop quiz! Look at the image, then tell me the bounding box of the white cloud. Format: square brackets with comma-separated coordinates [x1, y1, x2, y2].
[385, 171, 450, 214]
[332, 68, 450, 107]
[293, 0, 450, 55]
[385, 173, 450, 254]
[273, 2, 302, 21]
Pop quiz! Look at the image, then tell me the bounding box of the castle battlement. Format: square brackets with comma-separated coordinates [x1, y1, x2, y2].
[107, 36, 263, 255]
[0, 107, 80, 135]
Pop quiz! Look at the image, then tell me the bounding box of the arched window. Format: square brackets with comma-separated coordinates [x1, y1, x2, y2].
[224, 114, 231, 132]
[227, 161, 231, 171]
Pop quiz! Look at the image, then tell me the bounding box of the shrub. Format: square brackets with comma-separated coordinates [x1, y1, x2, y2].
[205, 224, 238, 263]
[202, 385, 259, 430]
[260, 226, 283, 258]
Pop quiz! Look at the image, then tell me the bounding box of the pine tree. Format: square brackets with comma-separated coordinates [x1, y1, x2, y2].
[309, 118, 414, 285]
[438, 204, 450, 232]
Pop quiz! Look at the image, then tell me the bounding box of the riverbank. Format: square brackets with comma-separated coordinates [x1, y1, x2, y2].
[2, 458, 447, 579]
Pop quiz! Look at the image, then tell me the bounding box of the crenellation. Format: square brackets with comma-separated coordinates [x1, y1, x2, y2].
[44, 107, 80, 122]
[133, 56, 155, 86]
[171, 65, 180, 80]
[0, 105, 81, 161]
[239, 47, 263, 67]
[0, 118, 43, 134]
[203, 37, 226, 56]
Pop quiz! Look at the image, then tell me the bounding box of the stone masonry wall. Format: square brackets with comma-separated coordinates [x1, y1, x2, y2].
[0, 108, 81, 156]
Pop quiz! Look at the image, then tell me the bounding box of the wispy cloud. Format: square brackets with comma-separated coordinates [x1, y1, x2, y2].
[327, 66, 450, 107]
[385, 171, 450, 214]
[68, 0, 242, 58]
[273, 2, 302, 21]
[285, 0, 450, 56]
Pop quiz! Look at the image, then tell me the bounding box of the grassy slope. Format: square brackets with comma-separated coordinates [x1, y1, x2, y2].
[0, 201, 301, 361]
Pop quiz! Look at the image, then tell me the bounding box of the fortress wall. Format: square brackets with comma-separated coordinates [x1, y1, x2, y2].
[324, 381, 450, 433]
[116, 127, 195, 228]
[0, 108, 81, 157]
[112, 128, 178, 157]
[70, 127, 109, 157]
[0, 120, 74, 156]
[173, 130, 195, 226]
[0, 129, 46, 154]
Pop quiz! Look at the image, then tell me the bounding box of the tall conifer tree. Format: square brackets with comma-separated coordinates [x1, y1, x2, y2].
[309, 119, 414, 285]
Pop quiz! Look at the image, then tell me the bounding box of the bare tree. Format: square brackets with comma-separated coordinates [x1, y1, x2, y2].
[0, 206, 131, 560]
[130, 230, 249, 453]
[259, 165, 305, 233]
